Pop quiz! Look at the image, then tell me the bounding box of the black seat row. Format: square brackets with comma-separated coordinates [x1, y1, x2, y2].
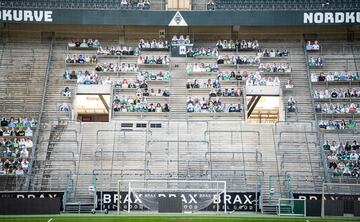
[213, 0, 360, 11]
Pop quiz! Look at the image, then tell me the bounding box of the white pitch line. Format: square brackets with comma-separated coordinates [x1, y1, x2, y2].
[47, 218, 53, 222]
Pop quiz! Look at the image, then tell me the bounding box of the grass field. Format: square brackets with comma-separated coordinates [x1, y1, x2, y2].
[1, 215, 360, 222]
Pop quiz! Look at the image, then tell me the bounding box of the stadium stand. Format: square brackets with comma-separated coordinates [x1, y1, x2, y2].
[0, 118, 36, 175]
[0, 32, 325, 212]
[1, 2, 360, 218]
[31, 37, 316, 211]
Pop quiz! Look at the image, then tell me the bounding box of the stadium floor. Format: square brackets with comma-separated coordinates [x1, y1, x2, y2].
[1, 214, 360, 222]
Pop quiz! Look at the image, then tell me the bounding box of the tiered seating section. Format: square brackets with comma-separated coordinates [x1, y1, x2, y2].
[61, 37, 304, 123]
[187, 97, 242, 113]
[311, 71, 360, 125]
[112, 53, 171, 114]
[185, 39, 295, 119]
[307, 40, 360, 182]
[3, 34, 347, 196]
[311, 70, 360, 120]
[113, 94, 170, 113]
[186, 75, 243, 113]
[323, 140, 359, 177]
[64, 39, 172, 117]
[0, 117, 37, 175]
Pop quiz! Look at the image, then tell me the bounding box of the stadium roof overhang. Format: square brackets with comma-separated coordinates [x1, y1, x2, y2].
[0, 9, 359, 26]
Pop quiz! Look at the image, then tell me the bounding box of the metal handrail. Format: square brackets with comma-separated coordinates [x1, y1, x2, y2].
[304, 129, 316, 189]
[204, 130, 260, 146]
[205, 151, 262, 159]
[271, 125, 281, 197]
[40, 140, 80, 154]
[280, 155, 322, 168]
[278, 141, 317, 148]
[279, 131, 317, 142]
[40, 129, 78, 140]
[25, 34, 54, 190]
[148, 139, 208, 143]
[304, 48, 317, 124]
[239, 126, 246, 182]
[305, 45, 331, 185]
[285, 171, 324, 192]
[320, 129, 359, 136]
[205, 151, 262, 177]
[94, 150, 149, 159]
[205, 169, 263, 192]
[274, 121, 314, 133]
[96, 129, 150, 145]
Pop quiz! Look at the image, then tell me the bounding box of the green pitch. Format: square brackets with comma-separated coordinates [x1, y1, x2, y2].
[0, 215, 360, 222]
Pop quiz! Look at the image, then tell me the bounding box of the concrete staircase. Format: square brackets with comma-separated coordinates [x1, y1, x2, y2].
[42, 41, 73, 122]
[287, 44, 314, 122]
[32, 122, 79, 191]
[260, 41, 314, 122]
[255, 124, 280, 214]
[169, 58, 189, 120]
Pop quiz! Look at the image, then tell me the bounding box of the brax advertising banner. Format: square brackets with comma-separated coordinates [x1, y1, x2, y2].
[293, 193, 360, 201]
[96, 191, 259, 212]
[0, 191, 64, 210]
[0, 9, 359, 26]
[293, 193, 360, 215]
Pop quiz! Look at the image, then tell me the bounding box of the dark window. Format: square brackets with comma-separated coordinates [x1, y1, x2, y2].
[150, 123, 162, 128]
[136, 123, 147, 128]
[121, 123, 133, 128]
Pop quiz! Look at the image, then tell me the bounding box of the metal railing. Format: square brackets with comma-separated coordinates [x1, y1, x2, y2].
[267, 174, 292, 204]
[25, 34, 55, 190]
[204, 130, 260, 146]
[95, 149, 149, 182]
[274, 121, 314, 133]
[28, 170, 72, 191]
[93, 125, 264, 194]
[304, 45, 330, 186]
